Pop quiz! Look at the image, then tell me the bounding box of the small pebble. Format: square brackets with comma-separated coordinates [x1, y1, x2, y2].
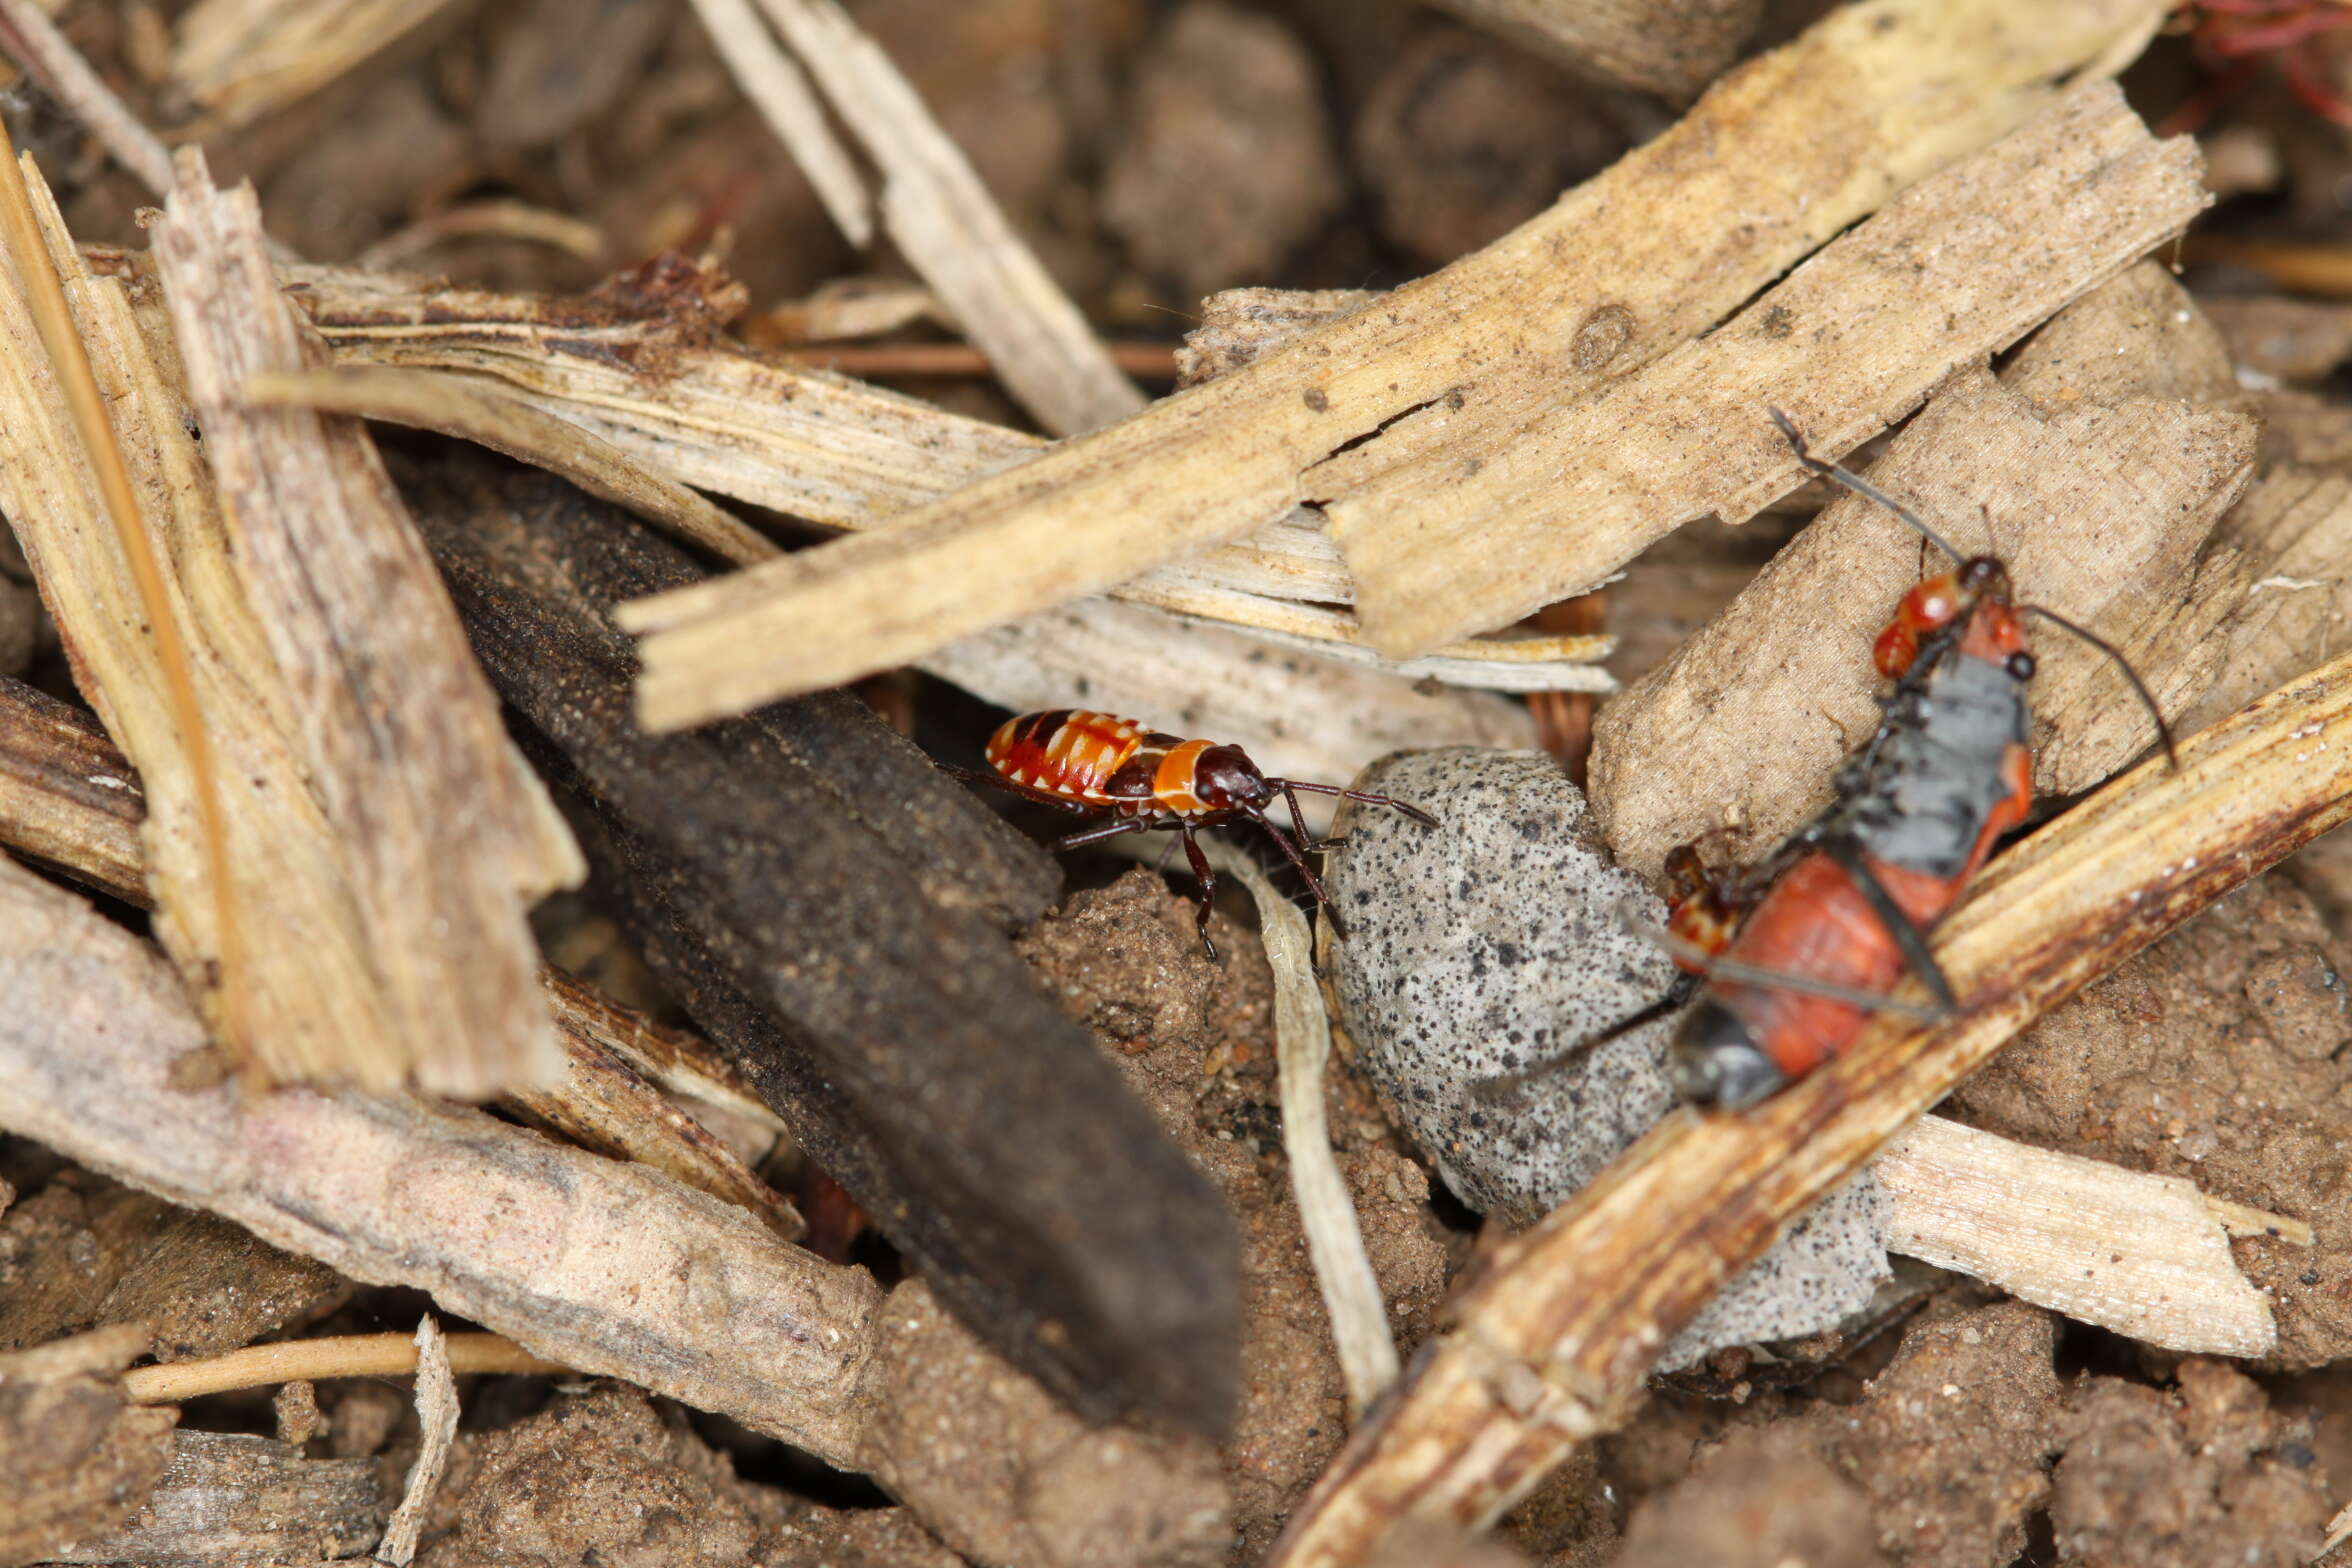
[1324, 748, 1889, 1370]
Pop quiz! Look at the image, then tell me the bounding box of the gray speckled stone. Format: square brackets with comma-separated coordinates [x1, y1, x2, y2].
[1325, 748, 1888, 1371]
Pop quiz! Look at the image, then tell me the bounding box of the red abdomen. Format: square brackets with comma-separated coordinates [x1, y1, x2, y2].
[985, 709, 1146, 803]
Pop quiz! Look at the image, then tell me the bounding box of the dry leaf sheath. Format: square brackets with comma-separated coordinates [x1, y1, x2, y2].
[618, 0, 2172, 729]
[1268, 650, 2352, 1565]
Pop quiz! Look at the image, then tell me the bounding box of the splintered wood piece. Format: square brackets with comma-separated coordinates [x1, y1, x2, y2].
[1590, 268, 2258, 879]
[0, 805, 1228, 1568]
[708, 0, 1143, 436]
[397, 448, 1241, 1439]
[1206, 841, 1399, 1418]
[38, 1432, 385, 1566]
[241, 365, 779, 568]
[507, 976, 806, 1243]
[1266, 647, 2352, 1567]
[168, 0, 465, 131]
[0, 675, 142, 899]
[281, 265, 1599, 691]
[1876, 1116, 2287, 1358]
[0, 155, 570, 1093]
[0, 674, 798, 1243]
[1327, 81, 2211, 657]
[617, 0, 2171, 728]
[136, 150, 581, 1093]
[289, 259, 1043, 525]
[1426, 0, 1759, 99]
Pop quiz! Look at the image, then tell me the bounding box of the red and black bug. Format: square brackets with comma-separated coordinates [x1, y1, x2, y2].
[968, 710, 1439, 958]
[1659, 410, 2177, 1109]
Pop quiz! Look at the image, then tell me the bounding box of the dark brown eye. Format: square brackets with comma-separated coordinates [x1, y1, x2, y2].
[2007, 651, 2035, 681]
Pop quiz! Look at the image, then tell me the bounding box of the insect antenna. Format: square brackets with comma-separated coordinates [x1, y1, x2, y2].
[1237, 801, 1350, 939]
[1767, 406, 1966, 567]
[1274, 779, 1441, 828]
[2015, 603, 2180, 769]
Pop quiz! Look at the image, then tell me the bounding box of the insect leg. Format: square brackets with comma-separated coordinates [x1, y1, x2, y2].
[1241, 803, 1349, 941]
[1277, 779, 1441, 828]
[1280, 782, 1345, 853]
[1823, 838, 1958, 1014]
[1179, 822, 1220, 960]
[1053, 815, 1159, 852]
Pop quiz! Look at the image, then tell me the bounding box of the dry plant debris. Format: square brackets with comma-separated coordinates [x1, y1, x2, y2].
[0, 1324, 177, 1566]
[0, 149, 581, 1094]
[2, 0, 2352, 1562]
[0, 853, 1226, 1568]
[619, 0, 2173, 726]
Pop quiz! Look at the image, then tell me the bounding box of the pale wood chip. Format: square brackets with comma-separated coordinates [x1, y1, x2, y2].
[619, 0, 2173, 727]
[1876, 1116, 2281, 1358]
[1329, 82, 2212, 657]
[0, 852, 882, 1472]
[242, 365, 780, 568]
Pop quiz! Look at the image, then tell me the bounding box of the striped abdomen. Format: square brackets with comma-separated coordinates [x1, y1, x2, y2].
[985, 709, 1220, 815]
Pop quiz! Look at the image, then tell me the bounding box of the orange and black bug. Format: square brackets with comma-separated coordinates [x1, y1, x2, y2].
[968, 710, 1438, 958]
[1659, 410, 2178, 1109]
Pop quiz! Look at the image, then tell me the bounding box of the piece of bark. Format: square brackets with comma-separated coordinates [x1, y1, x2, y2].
[1264, 645, 2352, 1565]
[616, 0, 2172, 725]
[0, 673, 803, 1247]
[144, 151, 582, 1093]
[0, 1179, 349, 1360]
[0, 860, 1228, 1568]
[39, 1431, 384, 1565]
[0, 1324, 178, 1568]
[1590, 266, 2258, 878]
[1425, 0, 1760, 100]
[394, 447, 1241, 1440]
[1326, 82, 2211, 658]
